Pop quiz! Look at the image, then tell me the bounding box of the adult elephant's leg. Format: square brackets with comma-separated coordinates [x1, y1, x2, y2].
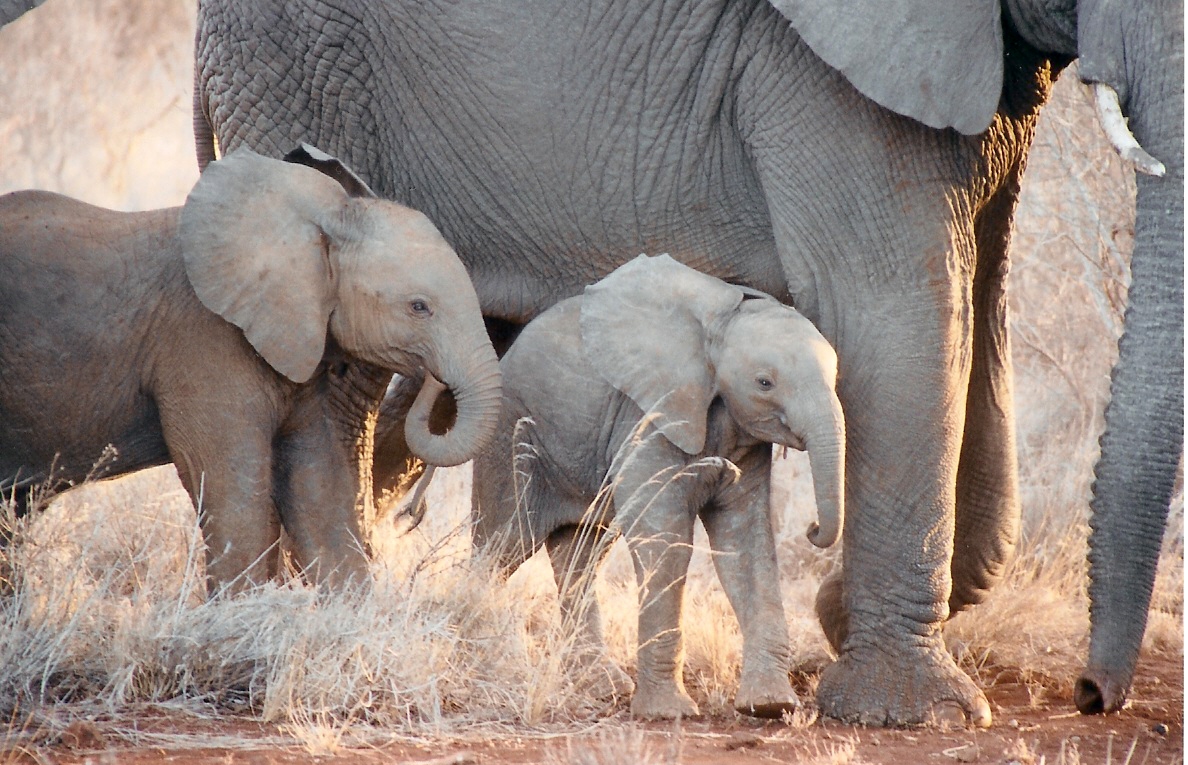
[755, 150, 987, 724]
[949, 178, 1024, 614]
[372, 374, 421, 503]
[816, 290, 989, 727]
[700, 447, 798, 718]
[372, 372, 448, 504]
[374, 317, 520, 504]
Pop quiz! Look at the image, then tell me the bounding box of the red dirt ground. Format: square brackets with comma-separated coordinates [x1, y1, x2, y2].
[6, 655, 1182, 765]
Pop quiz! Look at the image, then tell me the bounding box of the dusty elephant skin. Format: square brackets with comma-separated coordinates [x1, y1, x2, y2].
[471, 255, 845, 720]
[0, 146, 501, 595]
[187, 0, 1182, 725]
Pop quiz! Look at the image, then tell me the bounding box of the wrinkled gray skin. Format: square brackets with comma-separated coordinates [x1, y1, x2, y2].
[0, 147, 501, 595]
[176, 0, 1180, 724]
[1072, 2, 1184, 715]
[472, 255, 845, 719]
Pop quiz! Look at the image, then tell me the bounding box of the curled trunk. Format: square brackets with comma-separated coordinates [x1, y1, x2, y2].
[404, 343, 503, 468]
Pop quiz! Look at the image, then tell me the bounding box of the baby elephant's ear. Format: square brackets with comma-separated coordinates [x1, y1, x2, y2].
[579, 254, 744, 455]
[179, 148, 348, 383]
[283, 143, 379, 199]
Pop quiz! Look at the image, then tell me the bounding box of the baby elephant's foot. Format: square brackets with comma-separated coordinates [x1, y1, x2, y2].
[581, 658, 635, 702]
[630, 682, 699, 719]
[734, 673, 800, 718]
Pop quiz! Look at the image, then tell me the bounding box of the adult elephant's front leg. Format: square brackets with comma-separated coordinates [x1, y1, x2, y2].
[749, 98, 991, 723]
[372, 372, 449, 503]
[814, 289, 990, 728]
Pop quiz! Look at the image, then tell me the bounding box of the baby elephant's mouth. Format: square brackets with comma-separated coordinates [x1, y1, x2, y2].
[751, 415, 804, 451]
[779, 433, 806, 451]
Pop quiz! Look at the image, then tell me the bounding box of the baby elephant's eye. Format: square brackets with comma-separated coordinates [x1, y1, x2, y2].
[756, 376, 774, 391]
[410, 299, 432, 316]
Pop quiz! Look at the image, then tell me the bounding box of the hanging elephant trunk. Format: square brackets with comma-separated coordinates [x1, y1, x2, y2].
[1073, 0, 1185, 715]
[405, 339, 503, 467]
[802, 389, 847, 549]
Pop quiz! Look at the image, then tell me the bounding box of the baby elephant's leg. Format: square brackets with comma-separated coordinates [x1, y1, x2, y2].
[161, 407, 280, 597]
[546, 523, 634, 701]
[701, 451, 799, 718]
[616, 461, 699, 719]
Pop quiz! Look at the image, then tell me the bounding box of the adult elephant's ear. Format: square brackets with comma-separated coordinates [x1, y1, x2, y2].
[768, 0, 1002, 135]
[283, 143, 379, 199]
[580, 254, 744, 455]
[180, 148, 347, 383]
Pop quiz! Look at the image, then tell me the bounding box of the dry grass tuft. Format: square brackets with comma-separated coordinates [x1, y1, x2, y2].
[546, 724, 681, 765]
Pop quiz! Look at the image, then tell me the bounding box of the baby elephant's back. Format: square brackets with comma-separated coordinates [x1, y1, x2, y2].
[500, 295, 629, 491]
[0, 191, 182, 486]
[0, 191, 182, 318]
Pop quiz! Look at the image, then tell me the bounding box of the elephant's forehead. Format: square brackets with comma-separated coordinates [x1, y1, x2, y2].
[724, 312, 836, 367]
[370, 202, 449, 245]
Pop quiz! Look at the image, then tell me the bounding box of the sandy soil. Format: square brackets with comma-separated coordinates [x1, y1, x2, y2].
[8, 655, 1180, 765]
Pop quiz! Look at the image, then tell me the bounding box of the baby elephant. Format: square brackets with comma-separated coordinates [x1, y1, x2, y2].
[0, 146, 501, 594]
[472, 254, 844, 719]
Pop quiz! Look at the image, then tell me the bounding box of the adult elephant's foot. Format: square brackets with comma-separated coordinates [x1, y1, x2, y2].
[734, 673, 799, 718]
[630, 681, 699, 719]
[816, 641, 991, 728]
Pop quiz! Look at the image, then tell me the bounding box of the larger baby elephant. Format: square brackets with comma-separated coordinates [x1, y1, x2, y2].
[472, 254, 844, 719]
[0, 146, 501, 594]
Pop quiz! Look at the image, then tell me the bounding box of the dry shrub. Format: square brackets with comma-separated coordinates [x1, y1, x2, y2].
[0, 476, 613, 744]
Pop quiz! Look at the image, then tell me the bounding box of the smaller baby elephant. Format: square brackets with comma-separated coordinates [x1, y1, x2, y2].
[0, 146, 501, 594]
[472, 254, 845, 719]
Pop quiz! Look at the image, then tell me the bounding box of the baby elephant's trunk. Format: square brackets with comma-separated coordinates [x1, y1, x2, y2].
[803, 390, 846, 549]
[404, 341, 503, 467]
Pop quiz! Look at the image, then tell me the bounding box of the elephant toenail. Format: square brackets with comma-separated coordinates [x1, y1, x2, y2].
[932, 699, 991, 729]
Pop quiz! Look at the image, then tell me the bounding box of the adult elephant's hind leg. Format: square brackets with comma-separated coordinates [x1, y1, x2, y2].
[950, 185, 1023, 615]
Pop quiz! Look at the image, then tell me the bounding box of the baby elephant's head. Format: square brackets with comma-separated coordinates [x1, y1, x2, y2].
[713, 299, 845, 547]
[178, 146, 501, 467]
[580, 254, 845, 548]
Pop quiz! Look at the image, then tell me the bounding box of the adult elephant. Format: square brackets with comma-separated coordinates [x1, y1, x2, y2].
[185, 0, 1182, 725]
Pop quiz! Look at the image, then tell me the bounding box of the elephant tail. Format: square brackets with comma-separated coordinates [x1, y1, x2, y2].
[193, 71, 217, 171]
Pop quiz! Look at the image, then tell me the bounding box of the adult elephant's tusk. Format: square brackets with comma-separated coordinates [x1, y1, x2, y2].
[1093, 83, 1166, 177]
